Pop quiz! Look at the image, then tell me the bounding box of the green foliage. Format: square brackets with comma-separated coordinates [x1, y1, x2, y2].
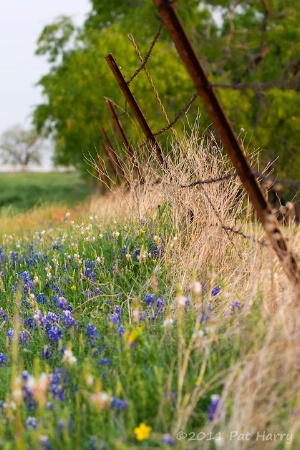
[0, 172, 94, 212]
[33, 0, 300, 178]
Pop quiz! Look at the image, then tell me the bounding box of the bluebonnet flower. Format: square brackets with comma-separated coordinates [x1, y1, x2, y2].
[108, 314, 120, 325]
[156, 298, 164, 309]
[22, 370, 29, 381]
[10, 251, 19, 266]
[61, 310, 76, 328]
[19, 331, 29, 346]
[93, 288, 101, 295]
[211, 286, 221, 297]
[18, 271, 35, 294]
[0, 353, 7, 366]
[98, 358, 112, 365]
[0, 308, 8, 321]
[58, 296, 68, 309]
[135, 248, 140, 256]
[42, 347, 51, 359]
[0, 248, 7, 265]
[231, 301, 242, 313]
[37, 293, 47, 304]
[118, 325, 125, 336]
[151, 246, 164, 259]
[39, 435, 51, 450]
[162, 434, 175, 446]
[84, 268, 97, 279]
[89, 437, 107, 450]
[26, 317, 37, 329]
[46, 312, 59, 325]
[207, 394, 221, 421]
[25, 416, 38, 429]
[144, 294, 155, 305]
[110, 397, 128, 410]
[86, 324, 100, 347]
[49, 368, 65, 400]
[114, 305, 122, 315]
[47, 327, 62, 342]
[6, 328, 14, 340]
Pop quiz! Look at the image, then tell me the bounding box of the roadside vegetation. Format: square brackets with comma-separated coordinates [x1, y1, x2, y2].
[0, 130, 299, 449]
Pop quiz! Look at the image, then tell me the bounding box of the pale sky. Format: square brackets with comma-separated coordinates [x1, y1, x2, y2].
[0, 0, 90, 138]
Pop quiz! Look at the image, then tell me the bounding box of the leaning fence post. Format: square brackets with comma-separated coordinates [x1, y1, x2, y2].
[105, 99, 145, 184]
[154, 0, 300, 287]
[105, 53, 170, 175]
[100, 127, 126, 183]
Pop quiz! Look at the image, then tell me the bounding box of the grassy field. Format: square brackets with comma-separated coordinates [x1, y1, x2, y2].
[0, 134, 299, 449]
[0, 172, 95, 213]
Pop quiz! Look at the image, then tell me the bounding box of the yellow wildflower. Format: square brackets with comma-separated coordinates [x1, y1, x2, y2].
[128, 326, 142, 345]
[70, 285, 76, 291]
[134, 423, 152, 441]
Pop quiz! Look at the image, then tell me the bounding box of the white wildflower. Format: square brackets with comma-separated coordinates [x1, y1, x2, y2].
[62, 349, 77, 365]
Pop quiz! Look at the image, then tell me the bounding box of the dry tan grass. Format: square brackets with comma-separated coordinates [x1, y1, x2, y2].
[90, 123, 300, 449]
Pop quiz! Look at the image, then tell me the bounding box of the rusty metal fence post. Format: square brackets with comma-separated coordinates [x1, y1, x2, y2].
[105, 53, 170, 175]
[105, 99, 145, 184]
[154, 0, 300, 287]
[100, 127, 125, 182]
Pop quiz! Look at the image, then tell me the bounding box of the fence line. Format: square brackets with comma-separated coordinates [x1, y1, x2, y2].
[100, 2, 300, 286]
[105, 53, 170, 174]
[153, 0, 300, 287]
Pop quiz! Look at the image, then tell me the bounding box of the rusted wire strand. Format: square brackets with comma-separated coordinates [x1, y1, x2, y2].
[222, 226, 268, 247]
[127, 22, 163, 85]
[153, 92, 198, 136]
[180, 172, 237, 188]
[128, 32, 178, 140]
[180, 170, 300, 189]
[198, 183, 244, 259]
[132, 92, 198, 150]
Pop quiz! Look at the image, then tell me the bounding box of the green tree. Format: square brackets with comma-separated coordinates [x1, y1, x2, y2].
[33, 1, 300, 178]
[0, 125, 46, 169]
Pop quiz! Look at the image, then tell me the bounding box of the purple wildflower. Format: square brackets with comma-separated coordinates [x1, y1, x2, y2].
[98, 358, 112, 365]
[110, 397, 128, 410]
[207, 394, 221, 421]
[61, 310, 76, 328]
[25, 416, 38, 429]
[47, 327, 62, 342]
[231, 301, 242, 313]
[211, 286, 221, 297]
[86, 324, 100, 347]
[0, 308, 8, 321]
[108, 314, 120, 325]
[0, 353, 7, 366]
[162, 434, 175, 446]
[6, 328, 14, 340]
[144, 294, 155, 305]
[58, 296, 68, 309]
[37, 293, 47, 304]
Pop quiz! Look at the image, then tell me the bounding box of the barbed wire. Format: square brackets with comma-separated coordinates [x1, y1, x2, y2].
[127, 22, 163, 85]
[132, 92, 198, 150]
[128, 32, 178, 141]
[180, 172, 237, 188]
[104, 19, 299, 256]
[179, 169, 300, 190]
[222, 226, 268, 247]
